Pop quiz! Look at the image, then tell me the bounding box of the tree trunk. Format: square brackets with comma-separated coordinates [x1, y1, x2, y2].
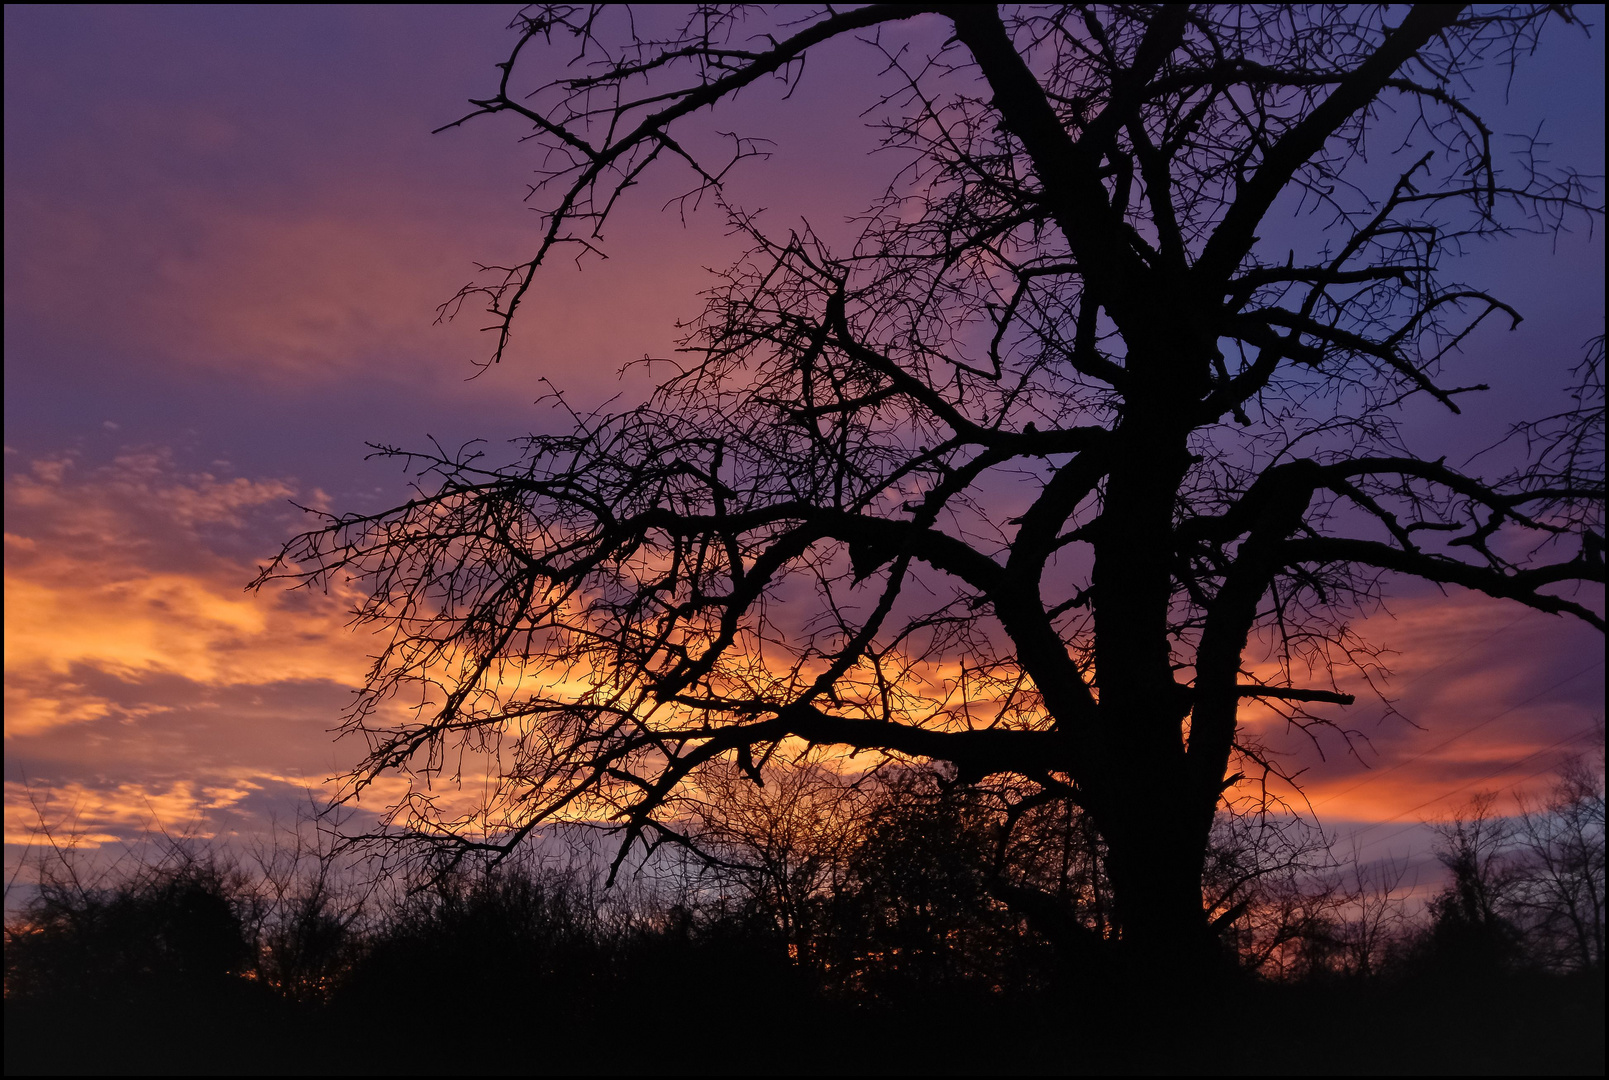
[1085, 376, 1222, 978]
[1096, 784, 1222, 979]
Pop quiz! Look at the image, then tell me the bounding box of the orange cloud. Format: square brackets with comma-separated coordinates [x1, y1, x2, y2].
[3, 449, 384, 868]
[5, 446, 1599, 882]
[4, 451, 373, 736]
[1231, 588, 1603, 826]
[3, 773, 324, 851]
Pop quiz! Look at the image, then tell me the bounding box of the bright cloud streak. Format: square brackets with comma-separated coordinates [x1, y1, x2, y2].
[4, 452, 370, 707]
[2, 449, 377, 864]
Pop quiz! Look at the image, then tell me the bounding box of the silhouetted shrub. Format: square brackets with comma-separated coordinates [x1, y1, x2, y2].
[2, 854, 303, 1074]
[4, 822, 1604, 1075]
[5, 857, 252, 1003]
[818, 777, 1056, 1001]
[341, 866, 612, 1021]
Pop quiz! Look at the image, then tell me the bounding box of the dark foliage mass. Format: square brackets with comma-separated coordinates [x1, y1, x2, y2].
[4, 861, 251, 1001]
[6, 762, 1604, 1074]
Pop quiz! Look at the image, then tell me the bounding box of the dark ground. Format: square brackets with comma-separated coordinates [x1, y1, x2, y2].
[6, 970, 1602, 1075]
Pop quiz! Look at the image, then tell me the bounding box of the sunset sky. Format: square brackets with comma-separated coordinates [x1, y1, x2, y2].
[5, 5, 1604, 904]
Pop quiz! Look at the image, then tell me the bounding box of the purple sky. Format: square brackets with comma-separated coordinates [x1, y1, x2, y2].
[4, 5, 1604, 901]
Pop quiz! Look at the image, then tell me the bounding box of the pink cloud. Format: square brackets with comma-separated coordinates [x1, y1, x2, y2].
[1233, 588, 1603, 826]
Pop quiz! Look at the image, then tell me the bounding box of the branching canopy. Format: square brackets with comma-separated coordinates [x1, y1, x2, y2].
[254, 4, 1603, 950]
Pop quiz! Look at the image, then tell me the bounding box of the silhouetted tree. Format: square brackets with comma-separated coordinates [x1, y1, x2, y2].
[816, 772, 1052, 998]
[242, 802, 371, 1002]
[680, 753, 866, 966]
[1511, 755, 1606, 972]
[1420, 792, 1526, 977]
[254, 4, 1604, 973]
[1336, 847, 1414, 979]
[1203, 810, 1344, 978]
[342, 863, 614, 1028]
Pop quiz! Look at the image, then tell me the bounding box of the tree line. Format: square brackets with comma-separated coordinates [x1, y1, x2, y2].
[6, 756, 1602, 1072]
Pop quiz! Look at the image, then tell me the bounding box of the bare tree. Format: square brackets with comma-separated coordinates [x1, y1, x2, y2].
[1202, 808, 1342, 977]
[245, 801, 372, 1002]
[1337, 846, 1415, 978]
[680, 753, 867, 964]
[1512, 755, 1606, 972]
[1423, 790, 1527, 973]
[253, 5, 1604, 972]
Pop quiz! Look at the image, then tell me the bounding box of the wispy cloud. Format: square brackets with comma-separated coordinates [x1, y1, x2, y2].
[4, 449, 369, 858]
[1234, 589, 1603, 825]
